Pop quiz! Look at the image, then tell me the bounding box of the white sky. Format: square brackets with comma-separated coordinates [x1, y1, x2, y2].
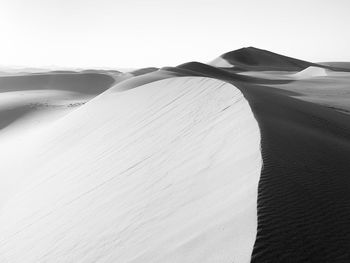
[0, 0, 349, 68]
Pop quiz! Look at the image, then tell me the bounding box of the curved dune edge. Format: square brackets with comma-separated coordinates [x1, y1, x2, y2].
[0, 77, 262, 263]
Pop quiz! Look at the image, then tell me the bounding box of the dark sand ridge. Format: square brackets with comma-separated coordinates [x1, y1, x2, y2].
[129, 67, 159, 76]
[165, 57, 350, 261]
[218, 47, 350, 72]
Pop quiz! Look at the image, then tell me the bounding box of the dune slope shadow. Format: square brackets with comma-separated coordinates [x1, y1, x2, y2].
[167, 63, 350, 261]
[237, 83, 350, 262]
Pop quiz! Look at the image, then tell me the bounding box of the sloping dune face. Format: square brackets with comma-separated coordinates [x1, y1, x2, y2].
[0, 77, 261, 263]
[0, 72, 118, 206]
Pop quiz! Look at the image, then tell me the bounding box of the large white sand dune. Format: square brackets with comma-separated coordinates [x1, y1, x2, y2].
[0, 77, 261, 263]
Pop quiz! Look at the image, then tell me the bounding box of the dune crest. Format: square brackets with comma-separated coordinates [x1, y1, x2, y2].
[0, 77, 261, 263]
[220, 47, 314, 71]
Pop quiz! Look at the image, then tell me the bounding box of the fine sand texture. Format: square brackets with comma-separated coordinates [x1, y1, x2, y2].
[0, 77, 261, 263]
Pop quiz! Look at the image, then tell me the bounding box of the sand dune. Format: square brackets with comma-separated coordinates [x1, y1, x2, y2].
[0, 73, 115, 93]
[129, 67, 159, 76]
[170, 51, 350, 261]
[109, 69, 176, 92]
[238, 66, 342, 81]
[0, 73, 116, 133]
[217, 47, 315, 71]
[211, 47, 350, 73]
[1, 47, 350, 262]
[208, 56, 234, 68]
[239, 66, 330, 81]
[0, 77, 261, 263]
[292, 66, 328, 79]
[172, 61, 290, 85]
[268, 71, 350, 113]
[0, 71, 119, 205]
[320, 62, 350, 69]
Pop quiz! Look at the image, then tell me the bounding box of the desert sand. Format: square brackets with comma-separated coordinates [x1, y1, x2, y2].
[1, 47, 350, 262]
[0, 73, 116, 137]
[0, 76, 261, 262]
[167, 47, 350, 262]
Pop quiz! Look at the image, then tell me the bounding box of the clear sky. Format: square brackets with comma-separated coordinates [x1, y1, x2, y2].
[0, 0, 349, 68]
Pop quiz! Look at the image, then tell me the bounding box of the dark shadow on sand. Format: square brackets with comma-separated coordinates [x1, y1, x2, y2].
[166, 61, 350, 262]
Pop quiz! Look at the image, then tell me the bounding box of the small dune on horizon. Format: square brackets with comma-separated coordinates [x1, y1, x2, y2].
[291, 66, 329, 79]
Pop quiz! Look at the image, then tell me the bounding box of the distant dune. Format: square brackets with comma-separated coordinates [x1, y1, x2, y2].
[0, 73, 115, 94]
[292, 66, 329, 79]
[0, 72, 117, 148]
[218, 47, 315, 71]
[211, 47, 350, 73]
[129, 67, 159, 76]
[320, 62, 350, 69]
[209, 56, 233, 68]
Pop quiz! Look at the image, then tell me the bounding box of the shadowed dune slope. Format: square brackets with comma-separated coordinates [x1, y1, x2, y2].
[242, 83, 350, 262]
[130, 67, 159, 76]
[0, 77, 261, 263]
[221, 47, 315, 71]
[171, 63, 350, 261]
